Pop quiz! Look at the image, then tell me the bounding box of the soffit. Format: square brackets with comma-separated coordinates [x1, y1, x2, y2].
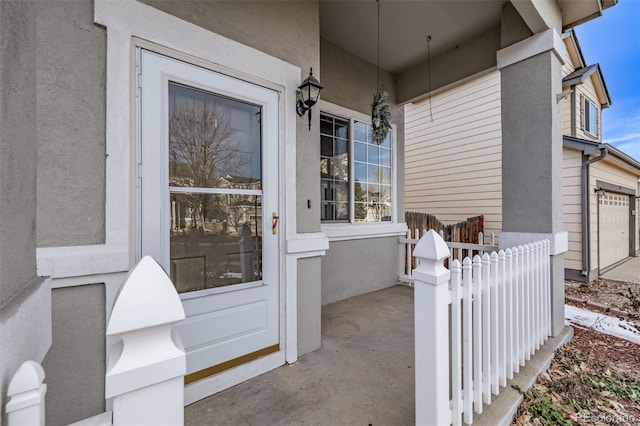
[319, 0, 504, 74]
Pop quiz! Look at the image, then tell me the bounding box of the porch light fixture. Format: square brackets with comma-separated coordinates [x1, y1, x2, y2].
[296, 68, 323, 130]
[595, 188, 606, 197]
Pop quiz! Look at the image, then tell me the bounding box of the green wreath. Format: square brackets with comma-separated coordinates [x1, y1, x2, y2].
[371, 90, 392, 145]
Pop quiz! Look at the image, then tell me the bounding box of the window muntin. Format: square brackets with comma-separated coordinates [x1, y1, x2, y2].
[320, 112, 393, 223]
[353, 121, 392, 222]
[320, 115, 350, 221]
[584, 97, 598, 137]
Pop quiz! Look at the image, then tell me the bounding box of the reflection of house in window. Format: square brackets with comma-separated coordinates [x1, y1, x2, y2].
[217, 175, 262, 237]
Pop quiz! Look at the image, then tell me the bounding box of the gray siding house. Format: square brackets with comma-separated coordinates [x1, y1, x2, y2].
[1, 0, 615, 423]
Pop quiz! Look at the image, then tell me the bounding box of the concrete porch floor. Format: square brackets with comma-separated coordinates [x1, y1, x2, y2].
[185, 285, 415, 425]
[184, 284, 572, 426]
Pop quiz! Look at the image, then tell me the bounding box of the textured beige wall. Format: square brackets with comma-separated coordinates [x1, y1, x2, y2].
[35, 0, 106, 247]
[43, 284, 106, 425]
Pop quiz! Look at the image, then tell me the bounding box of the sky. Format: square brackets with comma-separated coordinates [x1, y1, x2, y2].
[573, 0, 640, 162]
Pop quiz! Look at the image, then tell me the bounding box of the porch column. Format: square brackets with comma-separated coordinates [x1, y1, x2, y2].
[497, 29, 568, 337]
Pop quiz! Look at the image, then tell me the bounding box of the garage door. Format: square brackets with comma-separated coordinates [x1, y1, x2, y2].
[598, 193, 630, 269]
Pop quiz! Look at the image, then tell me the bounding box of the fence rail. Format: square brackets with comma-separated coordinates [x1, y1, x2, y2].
[414, 230, 551, 426]
[399, 229, 497, 285]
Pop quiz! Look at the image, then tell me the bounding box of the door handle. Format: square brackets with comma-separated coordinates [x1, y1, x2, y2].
[272, 212, 279, 235]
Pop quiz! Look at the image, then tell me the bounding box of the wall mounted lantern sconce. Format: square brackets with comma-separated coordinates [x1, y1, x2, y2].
[296, 68, 323, 131]
[595, 188, 606, 197]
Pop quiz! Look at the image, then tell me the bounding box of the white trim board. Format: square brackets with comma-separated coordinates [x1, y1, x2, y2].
[497, 28, 567, 70]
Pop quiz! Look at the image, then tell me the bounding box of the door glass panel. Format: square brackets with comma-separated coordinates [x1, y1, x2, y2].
[168, 82, 263, 293]
[169, 83, 262, 189]
[169, 193, 263, 292]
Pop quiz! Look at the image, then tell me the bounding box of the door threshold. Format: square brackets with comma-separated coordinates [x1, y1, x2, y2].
[185, 344, 280, 384]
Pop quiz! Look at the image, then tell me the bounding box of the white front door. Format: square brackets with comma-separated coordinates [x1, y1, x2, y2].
[139, 49, 281, 382]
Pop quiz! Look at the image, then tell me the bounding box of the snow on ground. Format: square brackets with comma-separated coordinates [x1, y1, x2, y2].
[565, 304, 640, 345]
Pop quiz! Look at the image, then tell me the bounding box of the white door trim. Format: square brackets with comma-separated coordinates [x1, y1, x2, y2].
[93, 0, 331, 405]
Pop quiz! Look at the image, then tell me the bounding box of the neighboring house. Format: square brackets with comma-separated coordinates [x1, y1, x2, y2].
[1, 1, 615, 424]
[405, 28, 638, 283]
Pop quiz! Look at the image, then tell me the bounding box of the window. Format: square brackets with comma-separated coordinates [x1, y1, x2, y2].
[583, 96, 598, 137]
[320, 111, 393, 223]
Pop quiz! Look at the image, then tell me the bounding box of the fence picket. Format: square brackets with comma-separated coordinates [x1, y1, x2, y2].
[489, 252, 499, 394]
[406, 230, 411, 280]
[472, 255, 483, 414]
[508, 248, 519, 375]
[534, 243, 540, 349]
[545, 241, 551, 336]
[451, 260, 463, 426]
[517, 246, 526, 367]
[497, 250, 508, 386]
[462, 257, 473, 425]
[527, 243, 535, 358]
[481, 254, 492, 404]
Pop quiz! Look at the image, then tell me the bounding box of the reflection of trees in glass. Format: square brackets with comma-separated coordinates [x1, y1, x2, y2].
[169, 100, 250, 229]
[354, 179, 366, 221]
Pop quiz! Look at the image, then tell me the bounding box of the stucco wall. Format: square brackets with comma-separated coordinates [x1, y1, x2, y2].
[35, 0, 106, 247]
[321, 237, 399, 305]
[318, 38, 404, 303]
[1, 5, 52, 421]
[297, 257, 321, 355]
[501, 51, 564, 234]
[42, 284, 106, 425]
[0, 1, 38, 305]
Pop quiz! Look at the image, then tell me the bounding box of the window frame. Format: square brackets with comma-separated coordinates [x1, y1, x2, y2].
[583, 96, 599, 138]
[319, 100, 405, 241]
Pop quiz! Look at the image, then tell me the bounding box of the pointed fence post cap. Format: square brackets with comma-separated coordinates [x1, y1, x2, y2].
[7, 361, 45, 396]
[107, 256, 185, 336]
[414, 229, 449, 263]
[413, 229, 450, 286]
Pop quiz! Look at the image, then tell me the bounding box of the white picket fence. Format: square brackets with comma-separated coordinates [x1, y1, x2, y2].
[5, 257, 187, 426]
[413, 230, 551, 426]
[399, 229, 498, 285]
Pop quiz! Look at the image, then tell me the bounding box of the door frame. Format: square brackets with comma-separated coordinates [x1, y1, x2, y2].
[137, 48, 282, 378]
[94, 0, 330, 406]
[134, 40, 290, 403]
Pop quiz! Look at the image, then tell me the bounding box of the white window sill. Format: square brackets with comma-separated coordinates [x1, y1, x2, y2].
[321, 223, 408, 242]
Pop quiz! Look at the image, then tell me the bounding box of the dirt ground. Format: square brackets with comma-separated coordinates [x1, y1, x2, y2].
[565, 279, 640, 326]
[513, 279, 640, 425]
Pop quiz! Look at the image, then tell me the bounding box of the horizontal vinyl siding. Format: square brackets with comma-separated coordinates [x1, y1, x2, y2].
[405, 71, 502, 238]
[562, 147, 583, 270]
[590, 159, 638, 268]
